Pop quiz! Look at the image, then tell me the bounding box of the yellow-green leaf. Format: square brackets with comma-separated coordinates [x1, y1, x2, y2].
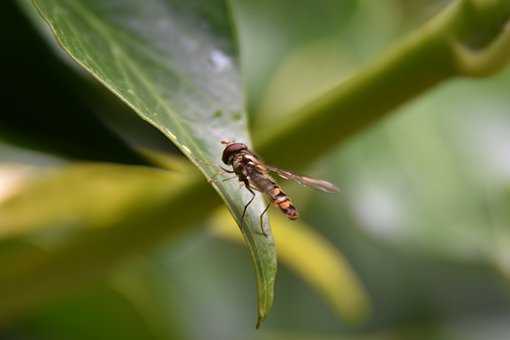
[0, 164, 218, 321]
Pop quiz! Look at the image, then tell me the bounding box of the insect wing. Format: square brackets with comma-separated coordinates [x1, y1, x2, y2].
[266, 166, 339, 193]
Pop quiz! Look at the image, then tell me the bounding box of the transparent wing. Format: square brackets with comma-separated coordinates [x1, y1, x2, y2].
[267, 165, 339, 193]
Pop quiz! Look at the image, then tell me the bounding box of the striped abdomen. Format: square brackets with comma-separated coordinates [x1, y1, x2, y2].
[269, 184, 298, 220]
[249, 168, 298, 220]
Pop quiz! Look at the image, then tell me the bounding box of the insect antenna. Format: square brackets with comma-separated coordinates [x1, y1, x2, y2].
[220, 138, 235, 145]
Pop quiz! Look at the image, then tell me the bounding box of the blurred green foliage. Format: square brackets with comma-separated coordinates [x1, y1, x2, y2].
[1, 0, 510, 339]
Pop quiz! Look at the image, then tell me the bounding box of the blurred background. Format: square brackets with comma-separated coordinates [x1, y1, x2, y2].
[2, 0, 510, 339]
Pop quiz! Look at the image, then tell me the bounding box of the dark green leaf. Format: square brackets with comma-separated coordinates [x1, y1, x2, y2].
[17, 0, 277, 325]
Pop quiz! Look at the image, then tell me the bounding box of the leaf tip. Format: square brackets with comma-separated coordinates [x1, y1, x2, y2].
[255, 313, 264, 329]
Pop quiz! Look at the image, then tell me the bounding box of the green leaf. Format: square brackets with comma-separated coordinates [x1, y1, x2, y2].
[28, 0, 276, 325]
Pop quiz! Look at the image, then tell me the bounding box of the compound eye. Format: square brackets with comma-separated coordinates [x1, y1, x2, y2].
[222, 143, 246, 164]
[222, 147, 235, 164]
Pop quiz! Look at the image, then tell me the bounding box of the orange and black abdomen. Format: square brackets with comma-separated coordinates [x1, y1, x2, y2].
[269, 186, 298, 220]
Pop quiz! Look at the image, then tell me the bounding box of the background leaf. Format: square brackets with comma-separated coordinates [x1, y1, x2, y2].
[29, 0, 276, 325]
[211, 209, 371, 324]
[0, 164, 220, 321]
[11, 281, 178, 340]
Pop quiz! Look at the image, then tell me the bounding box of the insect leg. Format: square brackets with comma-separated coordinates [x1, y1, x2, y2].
[240, 184, 256, 230]
[220, 166, 235, 173]
[259, 200, 271, 237]
[222, 176, 237, 182]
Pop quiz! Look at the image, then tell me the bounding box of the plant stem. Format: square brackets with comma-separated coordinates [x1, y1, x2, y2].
[254, 0, 510, 169]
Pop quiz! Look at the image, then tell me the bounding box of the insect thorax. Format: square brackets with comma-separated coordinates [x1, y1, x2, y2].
[231, 151, 251, 170]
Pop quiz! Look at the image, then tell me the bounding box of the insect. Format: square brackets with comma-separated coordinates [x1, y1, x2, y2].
[218, 138, 339, 236]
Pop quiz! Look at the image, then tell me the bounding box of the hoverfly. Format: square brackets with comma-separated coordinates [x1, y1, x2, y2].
[218, 138, 339, 236]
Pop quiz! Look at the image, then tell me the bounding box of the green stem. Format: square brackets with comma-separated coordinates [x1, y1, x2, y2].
[254, 0, 510, 169]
